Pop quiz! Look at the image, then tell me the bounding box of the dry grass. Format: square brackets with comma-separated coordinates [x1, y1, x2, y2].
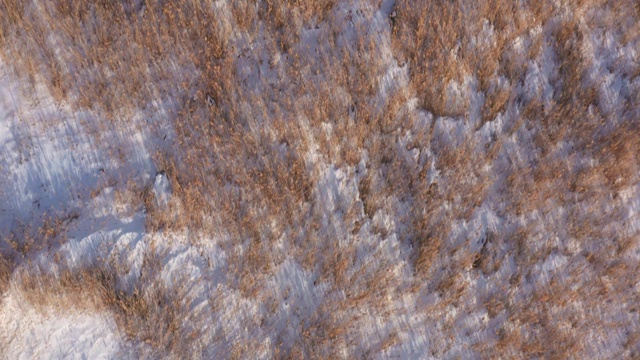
[1, 0, 639, 358]
[391, 0, 554, 118]
[14, 246, 203, 358]
[0, 251, 13, 295]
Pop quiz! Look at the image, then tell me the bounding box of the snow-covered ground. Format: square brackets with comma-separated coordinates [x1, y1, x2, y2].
[1, 0, 639, 358]
[0, 54, 151, 358]
[0, 290, 125, 360]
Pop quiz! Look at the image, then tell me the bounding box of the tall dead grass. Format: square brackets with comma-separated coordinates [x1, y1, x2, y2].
[14, 246, 204, 358]
[0, 252, 13, 295]
[1, 0, 639, 357]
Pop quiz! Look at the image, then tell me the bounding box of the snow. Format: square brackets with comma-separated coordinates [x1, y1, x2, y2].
[0, 289, 126, 360]
[1, 0, 639, 358]
[0, 48, 157, 358]
[152, 173, 172, 210]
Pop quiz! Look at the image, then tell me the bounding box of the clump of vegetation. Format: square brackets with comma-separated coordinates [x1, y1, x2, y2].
[0, 0, 638, 358]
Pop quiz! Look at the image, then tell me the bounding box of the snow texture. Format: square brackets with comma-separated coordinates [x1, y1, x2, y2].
[1, 0, 639, 358]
